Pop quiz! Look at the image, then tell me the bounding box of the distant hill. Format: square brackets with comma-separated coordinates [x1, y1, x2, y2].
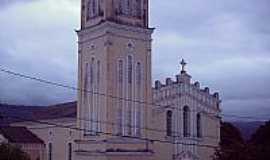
[0, 102, 76, 125]
[0, 102, 265, 141]
[231, 121, 265, 141]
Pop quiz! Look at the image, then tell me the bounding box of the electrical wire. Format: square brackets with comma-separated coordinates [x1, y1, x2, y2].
[2, 114, 220, 149]
[1, 66, 267, 121]
[0, 66, 263, 154]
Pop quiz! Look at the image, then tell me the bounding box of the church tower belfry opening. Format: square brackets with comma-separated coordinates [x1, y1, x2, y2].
[76, 0, 154, 159]
[81, 0, 149, 29]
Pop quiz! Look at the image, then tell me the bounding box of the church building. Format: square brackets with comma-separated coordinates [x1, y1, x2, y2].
[11, 0, 221, 160]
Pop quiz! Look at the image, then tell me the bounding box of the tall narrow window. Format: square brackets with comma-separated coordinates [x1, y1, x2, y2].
[197, 113, 202, 138]
[92, 0, 96, 16]
[89, 58, 95, 134]
[87, 0, 91, 20]
[97, 60, 100, 83]
[68, 143, 72, 160]
[117, 60, 124, 135]
[83, 63, 90, 134]
[118, 60, 124, 83]
[48, 143, 52, 160]
[183, 106, 190, 137]
[120, 0, 131, 15]
[128, 55, 132, 84]
[90, 58, 95, 84]
[136, 62, 141, 85]
[136, 0, 142, 17]
[127, 55, 132, 135]
[84, 63, 89, 98]
[96, 60, 101, 132]
[127, 0, 131, 15]
[135, 62, 142, 136]
[87, 0, 99, 19]
[166, 110, 173, 136]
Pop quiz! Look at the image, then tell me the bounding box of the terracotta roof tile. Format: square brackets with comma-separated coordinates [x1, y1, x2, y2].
[0, 126, 44, 144]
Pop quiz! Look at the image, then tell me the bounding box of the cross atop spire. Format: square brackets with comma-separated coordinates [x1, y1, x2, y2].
[180, 59, 187, 73]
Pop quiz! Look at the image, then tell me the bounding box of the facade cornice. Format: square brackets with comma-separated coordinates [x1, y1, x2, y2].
[77, 21, 154, 44]
[153, 92, 220, 113]
[75, 150, 153, 156]
[78, 21, 154, 35]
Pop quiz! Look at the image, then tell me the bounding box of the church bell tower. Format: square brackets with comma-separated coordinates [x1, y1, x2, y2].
[76, 0, 154, 159]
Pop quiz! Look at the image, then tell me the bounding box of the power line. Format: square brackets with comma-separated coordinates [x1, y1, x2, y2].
[2, 113, 251, 155]
[0, 66, 220, 115]
[0, 66, 268, 121]
[4, 113, 248, 154]
[21, 115, 218, 140]
[2, 114, 220, 150]
[1, 66, 260, 154]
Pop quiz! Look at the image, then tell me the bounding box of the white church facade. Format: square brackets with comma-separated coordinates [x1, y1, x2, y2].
[12, 0, 221, 160]
[151, 60, 221, 160]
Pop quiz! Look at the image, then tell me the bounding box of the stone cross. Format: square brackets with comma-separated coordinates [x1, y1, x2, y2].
[180, 59, 187, 72]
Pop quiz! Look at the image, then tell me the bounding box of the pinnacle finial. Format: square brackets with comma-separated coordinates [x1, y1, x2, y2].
[180, 59, 187, 73]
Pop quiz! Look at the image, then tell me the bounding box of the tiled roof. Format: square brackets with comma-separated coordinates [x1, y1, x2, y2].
[0, 126, 44, 144]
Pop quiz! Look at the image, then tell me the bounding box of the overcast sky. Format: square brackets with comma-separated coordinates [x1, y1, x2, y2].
[0, 0, 269, 121]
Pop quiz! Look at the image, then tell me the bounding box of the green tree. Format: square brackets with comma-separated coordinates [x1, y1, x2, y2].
[213, 122, 251, 160]
[0, 143, 30, 160]
[249, 120, 270, 160]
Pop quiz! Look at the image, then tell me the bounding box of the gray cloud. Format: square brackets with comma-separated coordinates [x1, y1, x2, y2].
[151, 0, 270, 120]
[0, 0, 269, 120]
[0, 0, 78, 105]
[0, 0, 35, 8]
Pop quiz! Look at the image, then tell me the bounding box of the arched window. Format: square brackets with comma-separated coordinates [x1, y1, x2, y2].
[117, 60, 124, 135]
[84, 63, 89, 95]
[197, 113, 202, 138]
[135, 62, 142, 136]
[183, 106, 190, 137]
[128, 55, 132, 84]
[166, 110, 173, 136]
[89, 58, 95, 134]
[127, 55, 133, 135]
[84, 63, 90, 134]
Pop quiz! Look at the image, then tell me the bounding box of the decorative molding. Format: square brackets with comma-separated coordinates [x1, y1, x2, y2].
[104, 40, 113, 46]
[126, 40, 135, 52]
[77, 21, 154, 44]
[90, 44, 96, 50]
